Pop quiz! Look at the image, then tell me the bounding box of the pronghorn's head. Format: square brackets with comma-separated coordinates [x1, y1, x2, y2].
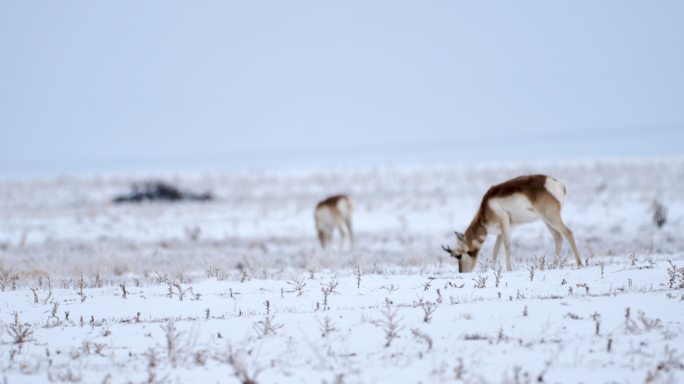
[442, 231, 479, 273]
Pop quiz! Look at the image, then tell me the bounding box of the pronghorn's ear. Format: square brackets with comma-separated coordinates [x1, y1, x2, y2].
[454, 231, 466, 244]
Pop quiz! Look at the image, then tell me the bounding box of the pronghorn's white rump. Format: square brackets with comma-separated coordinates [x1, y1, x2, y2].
[544, 176, 566, 205]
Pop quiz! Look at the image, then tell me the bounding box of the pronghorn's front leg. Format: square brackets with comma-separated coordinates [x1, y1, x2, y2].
[492, 234, 502, 264]
[500, 215, 512, 271]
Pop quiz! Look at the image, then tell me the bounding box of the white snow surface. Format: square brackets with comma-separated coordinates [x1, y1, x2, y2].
[1, 158, 683, 383]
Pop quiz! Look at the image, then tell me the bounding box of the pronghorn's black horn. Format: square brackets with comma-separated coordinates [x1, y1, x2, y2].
[441, 244, 453, 254]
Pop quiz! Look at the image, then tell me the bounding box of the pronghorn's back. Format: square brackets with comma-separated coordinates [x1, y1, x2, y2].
[482, 174, 566, 206]
[315, 195, 352, 220]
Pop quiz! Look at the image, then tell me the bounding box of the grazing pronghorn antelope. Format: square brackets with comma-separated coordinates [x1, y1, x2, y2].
[442, 175, 581, 272]
[314, 195, 353, 251]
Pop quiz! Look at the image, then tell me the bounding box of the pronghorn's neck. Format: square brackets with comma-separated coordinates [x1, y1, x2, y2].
[464, 206, 488, 252]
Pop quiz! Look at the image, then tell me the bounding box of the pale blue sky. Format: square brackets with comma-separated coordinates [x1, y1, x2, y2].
[1, 1, 683, 174]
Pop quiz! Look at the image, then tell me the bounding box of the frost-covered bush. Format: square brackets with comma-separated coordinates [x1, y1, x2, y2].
[652, 199, 667, 228]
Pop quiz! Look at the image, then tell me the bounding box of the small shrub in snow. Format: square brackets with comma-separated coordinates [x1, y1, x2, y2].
[651, 199, 667, 228]
[321, 279, 339, 310]
[624, 307, 663, 334]
[205, 266, 222, 279]
[286, 277, 306, 296]
[253, 315, 283, 337]
[576, 283, 589, 295]
[416, 301, 437, 323]
[644, 345, 684, 382]
[7, 312, 33, 345]
[144, 348, 164, 384]
[160, 321, 183, 368]
[193, 349, 208, 367]
[381, 284, 398, 293]
[166, 282, 174, 299]
[49, 301, 59, 321]
[454, 358, 466, 380]
[463, 333, 488, 341]
[638, 312, 662, 332]
[77, 275, 86, 303]
[629, 253, 639, 267]
[120, 283, 128, 299]
[591, 312, 601, 336]
[318, 316, 336, 337]
[184, 225, 202, 242]
[31, 286, 53, 305]
[667, 261, 684, 289]
[0, 269, 18, 291]
[355, 265, 362, 288]
[173, 283, 185, 301]
[373, 304, 403, 348]
[644, 255, 656, 269]
[220, 346, 262, 384]
[472, 275, 487, 289]
[228, 288, 239, 299]
[411, 328, 433, 351]
[493, 266, 503, 288]
[551, 253, 566, 270]
[155, 272, 169, 284]
[629, 253, 655, 270]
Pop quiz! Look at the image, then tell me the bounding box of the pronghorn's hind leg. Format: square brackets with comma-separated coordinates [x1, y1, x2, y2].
[556, 221, 581, 267]
[537, 194, 582, 267]
[492, 234, 502, 264]
[336, 223, 347, 251]
[544, 223, 563, 258]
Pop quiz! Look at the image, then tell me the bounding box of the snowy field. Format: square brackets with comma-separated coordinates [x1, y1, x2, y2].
[1, 158, 683, 383]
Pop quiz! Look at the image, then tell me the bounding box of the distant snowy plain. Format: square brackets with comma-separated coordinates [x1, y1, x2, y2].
[1, 158, 683, 383]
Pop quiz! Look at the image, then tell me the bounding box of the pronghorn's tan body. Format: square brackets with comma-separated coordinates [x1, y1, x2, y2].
[443, 175, 581, 272]
[314, 195, 353, 251]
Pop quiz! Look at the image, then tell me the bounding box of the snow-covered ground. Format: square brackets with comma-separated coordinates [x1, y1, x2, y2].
[1, 158, 683, 383]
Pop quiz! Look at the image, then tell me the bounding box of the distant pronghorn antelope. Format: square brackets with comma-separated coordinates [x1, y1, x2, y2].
[314, 195, 353, 251]
[442, 175, 581, 272]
